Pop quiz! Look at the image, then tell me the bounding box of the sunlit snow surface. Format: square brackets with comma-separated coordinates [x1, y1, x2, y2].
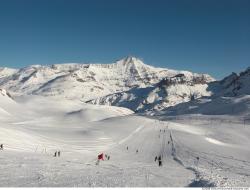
[0, 94, 249, 187]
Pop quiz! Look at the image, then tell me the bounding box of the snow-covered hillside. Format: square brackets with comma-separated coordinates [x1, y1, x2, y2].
[0, 89, 17, 119]
[153, 67, 250, 117]
[209, 67, 250, 97]
[0, 67, 18, 78]
[88, 66, 250, 115]
[88, 73, 213, 112]
[0, 57, 214, 102]
[0, 95, 249, 187]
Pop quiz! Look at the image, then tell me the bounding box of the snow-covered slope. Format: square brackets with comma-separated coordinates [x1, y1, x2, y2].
[154, 67, 250, 117]
[89, 66, 250, 115]
[0, 95, 249, 186]
[209, 67, 250, 97]
[0, 89, 16, 118]
[88, 73, 213, 112]
[158, 95, 250, 117]
[0, 57, 214, 101]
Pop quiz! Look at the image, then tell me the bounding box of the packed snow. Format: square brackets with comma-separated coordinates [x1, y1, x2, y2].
[0, 92, 249, 187]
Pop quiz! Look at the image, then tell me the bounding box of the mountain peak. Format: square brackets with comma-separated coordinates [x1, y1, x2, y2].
[116, 56, 146, 67]
[124, 56, 140, 62]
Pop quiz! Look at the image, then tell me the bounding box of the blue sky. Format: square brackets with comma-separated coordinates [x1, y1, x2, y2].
[0, 0, 249, 79]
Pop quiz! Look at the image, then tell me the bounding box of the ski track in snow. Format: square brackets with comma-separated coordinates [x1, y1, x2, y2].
[118, 124, 145, 145]
[205, 137, 231, 147]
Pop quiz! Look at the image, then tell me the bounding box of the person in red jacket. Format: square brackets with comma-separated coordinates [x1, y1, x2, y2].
[98, 153, 104, 160]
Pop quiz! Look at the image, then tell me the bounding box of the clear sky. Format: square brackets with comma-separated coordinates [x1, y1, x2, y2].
[0, 0, 249, 79]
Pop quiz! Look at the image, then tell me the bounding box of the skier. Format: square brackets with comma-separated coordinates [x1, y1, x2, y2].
[196, 157, 200, 165]
[108, 155, 110, 160]
[0, 144, 3, 150]
[54, 151, 57, 157]
[155, 156, 157, 162]
[168, 141, 170, 145]
[58, 151, 61, 157]
[98, 153, 104, 161]
[195, 156, 200, 169]
[136, 149, 139, 154]
[96, 159, 100, 165]
[126, 146, 128, 150]
[96, 153, 104, 165]
[158, 156, 162, 167]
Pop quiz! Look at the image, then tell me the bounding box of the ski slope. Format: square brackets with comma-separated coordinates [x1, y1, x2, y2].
[0, 95, 249, 187]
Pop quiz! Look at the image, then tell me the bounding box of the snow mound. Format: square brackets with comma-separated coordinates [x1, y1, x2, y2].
[65, 105, 134, 122]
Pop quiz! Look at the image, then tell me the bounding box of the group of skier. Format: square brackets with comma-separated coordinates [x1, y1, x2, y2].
[96, 153, 111, 165]
[95, 125, 201, 169]
[159, 129, 167, 138]
[156, 128, 168, 166]
[0, 121, 201, 171]
[54, 150, 61, 157]
[159, 129, 166, 133]
[126, 134, 165, 167]
[105, 154, 110, 160]
[126, 146, 139, 154]
[155, 155, 162, 166]
[0, 143, 63, 159]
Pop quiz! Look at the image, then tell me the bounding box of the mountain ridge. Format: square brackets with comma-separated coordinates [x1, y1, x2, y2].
[0, 56, 214, 102]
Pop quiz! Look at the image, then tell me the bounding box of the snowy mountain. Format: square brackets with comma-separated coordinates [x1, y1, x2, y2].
[88, 72, 214, 112]
[2, 57, 249, 117]
[208, 67, 250, 97]
[88, 66, 250, 115]
[0, 67, 18, 78]
[0, 57, 214, 102]
[154, 67, 250, 117]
